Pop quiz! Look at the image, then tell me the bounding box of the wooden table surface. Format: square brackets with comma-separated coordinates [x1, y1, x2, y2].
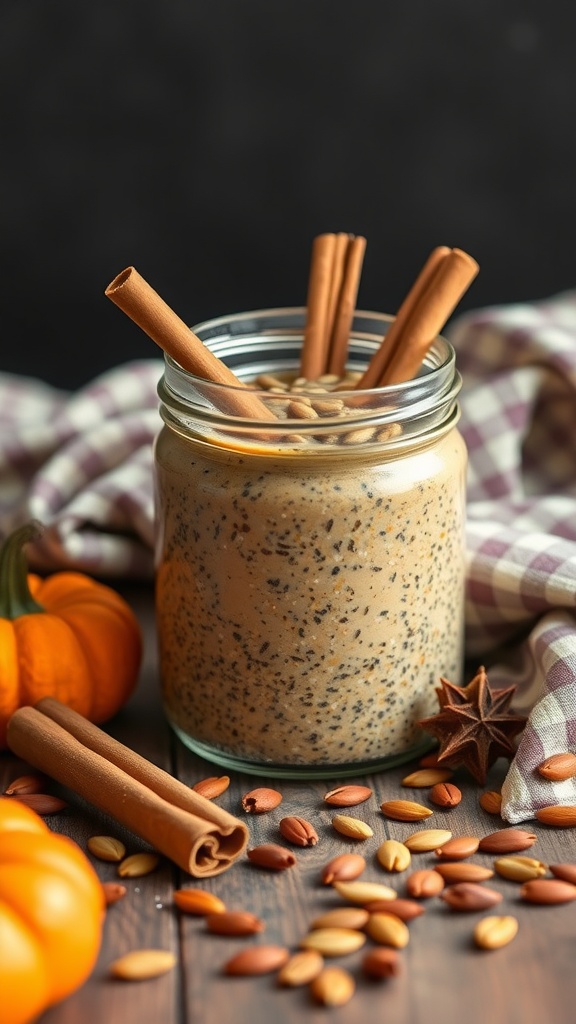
[3, 584, 576, 1024]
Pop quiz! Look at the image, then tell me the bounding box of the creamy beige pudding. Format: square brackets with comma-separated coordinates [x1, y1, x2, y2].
[154, 417, 466, 772]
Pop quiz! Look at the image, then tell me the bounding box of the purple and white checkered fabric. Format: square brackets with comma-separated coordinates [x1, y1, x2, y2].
[2, 291, 576, 820]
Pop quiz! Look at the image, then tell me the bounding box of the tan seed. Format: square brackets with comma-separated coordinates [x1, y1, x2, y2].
[206, 911, 264, 936]
[404, 829, 452, 853]
[224, 945, 290, 976]
[434, 862, 494, 883]
[535, 805, 576, 827]
[366, 912, 410, 948]
[376, 839, 411, 872]
[279, 815, 318, 846]
[333, 880, 397, 905]
[430, 782, 462, 808]
[401, 768, 453, 787]
[310, 966, 355, 1006]
[474, 916, 519, 950]
[311, 907, 369, 930]
[174, 888, 226, 915]
[241, 787, 283, 813]
[435, 836, 480, 860]
[117, 853, 160, 878]
[102, 882, 127, 906]
[300, 927, 366, 957]
[277, 950, 324, 987]
[87, 835, 127, 863]
[324, 784, 372, 807]
[440, 883, 503, 912]
[380, 799, 433, 822]
[365, 898, 425, 922]
[247, 844, 296, 870]
[550, 863, 576, 885]
[520, 879, 576, 904]
[110, 949, 176, 980]
[478, 828, 537, 854]
[537, 752, 576, 781]
[332, 814, 373, 840]
[479, 791, 502, 815]
[405, 869, 445, 898]
[362, 947, 401, 979]
[12, 794, 67, 814]
[192, 776, 230, 799]
[287, 400, 319, 420]
[494, 856, 547, 883]
[321, 853, 366, 884]
[3, 773, 47, 796]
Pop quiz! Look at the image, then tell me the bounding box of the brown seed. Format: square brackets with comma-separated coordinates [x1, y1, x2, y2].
[537, 752, 576, 781]
[117, 853, 160, 878]
[376, 839, 411, 872]
[331, 814, 373, 840]
[102, 882, 127, 906]
[247, 844, 296, 870]
[380, 800, 433, 822]
[174, 889, 226, 915]
[430, 782, 462, 808]
[440, 883, 503, 912]
[11, 794, 67, 814]
[310, 966, 355, 1006]
[478, 828, 537, 854]
[333, 880, 397, 904]
[241, 787, 283, 813]
[87, 835, 127, 863]
[535, 805, 576, 827]
[192, 776, 230, 799]
[434, 862, 494, 883]
[520, 879, 576, 904]
[419, 752, 441, 768]
[321, 853, 366, 884]
[364, 898, 425, 921]
[435, 836, 480, 860]
[110, 949, 177, 980]
[549, 863, 576, 885]
[3, 773, 47, 796]
[277, 950, 324, 987]
[365, 912, 410, 948]
[493, 856, 547, 883]
[401, 768, 453, 787]
[206, 911, 264, 936]
[405, 869, 445, 898]
[362, 947, 401, 979]
[278, 815, 319, 847]
[479, 791, 502, 815]
[311, 907, 369, 930]
[474, 916, 518, 950]
[324, 785, 373, 807]
[300, 927, 366, 957]
[404, 829, 453, 853]
[224, 945, 290, 976]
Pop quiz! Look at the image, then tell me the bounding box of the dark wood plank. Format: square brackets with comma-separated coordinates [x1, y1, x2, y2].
[3, 584, 576, 1023]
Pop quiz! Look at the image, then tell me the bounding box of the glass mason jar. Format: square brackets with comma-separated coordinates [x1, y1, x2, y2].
[154, 308, 467, 778]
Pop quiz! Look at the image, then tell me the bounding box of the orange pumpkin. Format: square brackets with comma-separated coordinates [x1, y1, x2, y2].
[0, 521, 142, 746]
[0, 796, 104, 1024]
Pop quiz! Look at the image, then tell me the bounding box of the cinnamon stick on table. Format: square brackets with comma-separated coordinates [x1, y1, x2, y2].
[7, 698, 249, 878]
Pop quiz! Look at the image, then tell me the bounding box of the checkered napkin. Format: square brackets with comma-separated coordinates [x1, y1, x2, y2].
[2, 293, 576, 821]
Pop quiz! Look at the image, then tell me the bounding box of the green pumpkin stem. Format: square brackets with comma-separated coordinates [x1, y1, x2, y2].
[0, 521, 46, 619]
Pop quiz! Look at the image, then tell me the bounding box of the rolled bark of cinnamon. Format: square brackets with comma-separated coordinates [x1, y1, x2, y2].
[105, 267, 272, 421]
[300, 233, 338, 379]
[7, 699, 249, 877]
[327, 234, 367, 376]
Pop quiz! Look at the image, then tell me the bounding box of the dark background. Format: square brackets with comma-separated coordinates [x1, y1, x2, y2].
[2, 1, 576, 389]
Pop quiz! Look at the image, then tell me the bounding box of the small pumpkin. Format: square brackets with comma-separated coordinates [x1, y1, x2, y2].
[0, 521, 142, 746]
[0, 796, 104, 1024]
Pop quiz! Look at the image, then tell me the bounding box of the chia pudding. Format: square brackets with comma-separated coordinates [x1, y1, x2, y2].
[154, 309, 467, 777]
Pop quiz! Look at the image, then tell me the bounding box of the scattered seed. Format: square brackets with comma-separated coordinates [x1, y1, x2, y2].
[110, 949, 176, 980]
[117, 853, 160, 878]
[87, 835, 127, 863]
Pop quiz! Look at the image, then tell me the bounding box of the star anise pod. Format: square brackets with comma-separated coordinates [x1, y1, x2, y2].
[418, 666, 527, 785]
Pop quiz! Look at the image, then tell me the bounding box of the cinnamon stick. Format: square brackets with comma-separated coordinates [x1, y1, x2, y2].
[327, 234, 367, 376]
[325, 232, 351, 350]
[105, 267, 273, 421]
[300, 233, 337, 379]
[356, 245, 451, 389]
[7, 698, 249, 877]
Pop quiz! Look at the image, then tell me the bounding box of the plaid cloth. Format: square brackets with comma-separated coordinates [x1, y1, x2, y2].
[2, 293, 576, 821]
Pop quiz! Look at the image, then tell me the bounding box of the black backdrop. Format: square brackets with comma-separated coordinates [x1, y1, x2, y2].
[2, 0, 576, 388]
